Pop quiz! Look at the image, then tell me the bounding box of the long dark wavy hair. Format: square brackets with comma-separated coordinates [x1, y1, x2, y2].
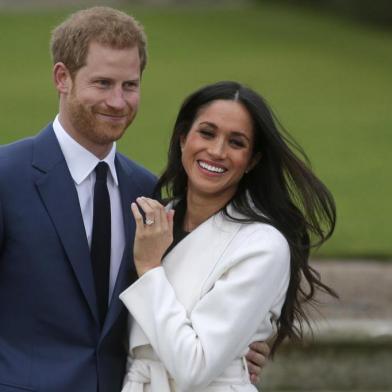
[155, 81, 337, 355]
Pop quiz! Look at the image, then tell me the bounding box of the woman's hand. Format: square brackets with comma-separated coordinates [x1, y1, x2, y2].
[131, 197, 174, 277]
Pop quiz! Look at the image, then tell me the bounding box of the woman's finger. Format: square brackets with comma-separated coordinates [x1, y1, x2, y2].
[136, 197, 158, 226]
[141, 197, 164, 209]
[167, 209, 175, 234]
[142, 198, 165, 222]
[141, 197, 167, 227]
[131, 202, 144, 231]
[159, 204, 170, 231]
[245, 350, 267, 368]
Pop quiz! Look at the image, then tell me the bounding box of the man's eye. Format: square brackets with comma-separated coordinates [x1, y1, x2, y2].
[124, 82, 139, 90]
[96, 80, 110, 87]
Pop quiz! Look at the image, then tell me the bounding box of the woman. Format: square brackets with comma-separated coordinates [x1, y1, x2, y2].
[120, 81, 336, 391]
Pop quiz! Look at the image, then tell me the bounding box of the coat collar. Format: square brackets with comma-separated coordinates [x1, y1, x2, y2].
[163, 203, 244, 271]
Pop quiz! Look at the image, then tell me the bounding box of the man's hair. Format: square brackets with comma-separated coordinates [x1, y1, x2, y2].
[50, 6, 147, 76]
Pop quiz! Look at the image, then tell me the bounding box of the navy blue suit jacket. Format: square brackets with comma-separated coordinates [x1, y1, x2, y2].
[0, 125, 156, 392]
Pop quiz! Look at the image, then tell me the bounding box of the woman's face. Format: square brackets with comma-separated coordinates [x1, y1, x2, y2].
[180, 99, 259, 202]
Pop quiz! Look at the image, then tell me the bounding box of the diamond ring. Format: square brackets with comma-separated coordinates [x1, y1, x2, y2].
[145, 218, 154, 226]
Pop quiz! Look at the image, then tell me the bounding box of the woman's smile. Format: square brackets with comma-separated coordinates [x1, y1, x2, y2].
[196, 159, 227, 176]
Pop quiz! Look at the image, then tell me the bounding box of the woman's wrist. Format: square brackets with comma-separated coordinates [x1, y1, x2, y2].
[135, 262, 161, 277]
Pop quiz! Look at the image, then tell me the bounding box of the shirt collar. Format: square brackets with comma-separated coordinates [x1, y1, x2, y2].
[53, 115, 119, 186]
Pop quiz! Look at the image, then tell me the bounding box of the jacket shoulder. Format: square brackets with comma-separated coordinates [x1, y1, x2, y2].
[0, 135, 34, 157]
[0, 136, 35, 174]
[115, 152, 157, 193]
[116, 152, 156, 182]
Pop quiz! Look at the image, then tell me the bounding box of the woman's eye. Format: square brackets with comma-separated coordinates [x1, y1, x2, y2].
[230, 139, 246, 148]
[199, 129, 214, 138]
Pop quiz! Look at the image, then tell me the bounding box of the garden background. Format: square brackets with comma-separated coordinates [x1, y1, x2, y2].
[1, 0, 391, 259]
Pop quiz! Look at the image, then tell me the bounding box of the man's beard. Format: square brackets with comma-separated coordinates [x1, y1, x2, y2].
[67, 93, 134, 146]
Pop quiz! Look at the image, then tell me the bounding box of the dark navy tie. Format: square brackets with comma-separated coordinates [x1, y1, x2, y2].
[91, 162, 111, 327]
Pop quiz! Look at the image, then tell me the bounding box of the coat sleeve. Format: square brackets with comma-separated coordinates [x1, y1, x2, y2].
[120, 225, 290, 391]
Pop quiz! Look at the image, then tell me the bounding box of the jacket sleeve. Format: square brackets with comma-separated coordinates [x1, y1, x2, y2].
[120, 226, 290, 391]
[0, 198, 3, 252]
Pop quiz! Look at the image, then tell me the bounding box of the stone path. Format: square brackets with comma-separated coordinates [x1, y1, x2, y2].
[307, 260, 392, 341]
[311, 260, 392, 319]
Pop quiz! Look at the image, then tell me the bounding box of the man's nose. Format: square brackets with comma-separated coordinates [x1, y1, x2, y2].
[106, 87, 127, 110]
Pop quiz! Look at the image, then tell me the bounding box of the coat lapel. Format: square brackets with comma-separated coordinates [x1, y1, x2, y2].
[32, 126, 99, 324]
[162, 207, 243, 310]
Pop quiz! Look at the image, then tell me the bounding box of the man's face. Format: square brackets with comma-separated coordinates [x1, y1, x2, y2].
[58, 41, 141, 158]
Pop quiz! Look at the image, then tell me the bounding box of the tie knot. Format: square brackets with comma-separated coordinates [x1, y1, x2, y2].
[95, 162, 109, 181]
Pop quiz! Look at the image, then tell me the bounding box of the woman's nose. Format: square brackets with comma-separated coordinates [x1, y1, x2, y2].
[207, 139, 226, 159]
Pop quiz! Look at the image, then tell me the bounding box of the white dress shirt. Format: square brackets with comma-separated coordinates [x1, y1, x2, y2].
[53, 115, 125, 301]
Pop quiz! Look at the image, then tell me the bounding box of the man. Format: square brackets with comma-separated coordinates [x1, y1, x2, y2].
[0, 7, 267, 392]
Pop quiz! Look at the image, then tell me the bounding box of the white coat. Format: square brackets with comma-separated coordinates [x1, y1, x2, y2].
[119, 206, 290, 392]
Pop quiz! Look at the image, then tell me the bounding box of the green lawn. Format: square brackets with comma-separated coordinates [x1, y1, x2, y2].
[0, 3, 391, 258]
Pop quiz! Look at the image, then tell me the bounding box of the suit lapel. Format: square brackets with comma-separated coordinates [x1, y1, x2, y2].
[32, 126, 99, 324]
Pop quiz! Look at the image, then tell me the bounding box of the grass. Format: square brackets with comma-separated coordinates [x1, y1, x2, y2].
[0, 3, 391, 258]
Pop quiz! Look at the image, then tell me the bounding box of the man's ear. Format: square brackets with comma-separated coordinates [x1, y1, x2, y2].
[247, 152, 262, 173]
[53, 62, 72, 94]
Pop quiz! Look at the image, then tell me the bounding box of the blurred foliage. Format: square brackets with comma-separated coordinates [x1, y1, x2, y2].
[0, 4, 391, 258]
[259, 0, 392, 27]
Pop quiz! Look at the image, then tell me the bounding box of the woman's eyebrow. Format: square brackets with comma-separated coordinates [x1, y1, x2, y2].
[198, 121, 217, 128]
